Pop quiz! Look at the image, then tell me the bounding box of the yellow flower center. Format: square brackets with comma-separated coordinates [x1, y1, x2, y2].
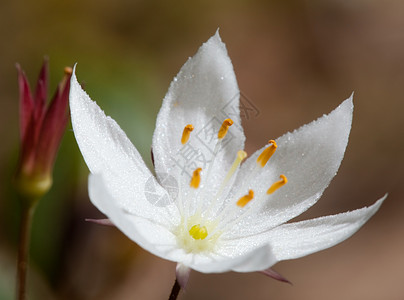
[189, 224, 208, 240]
[175, 215, 220, 253]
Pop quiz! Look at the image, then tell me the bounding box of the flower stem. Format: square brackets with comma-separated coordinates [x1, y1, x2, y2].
[168, 278, 181, 300]
[16, 200, 36, 300]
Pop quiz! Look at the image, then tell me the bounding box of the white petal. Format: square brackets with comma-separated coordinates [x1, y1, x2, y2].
[226, 97, 353, 238]
[269, 195, 385, 261]
[189, 244, 276, 273]
[229, 244, 276, 273]
[152, 32, 245, 213]
[88, 174, 178, 259]
[225, 196, 385, 264]
[70, 68, 178, 223]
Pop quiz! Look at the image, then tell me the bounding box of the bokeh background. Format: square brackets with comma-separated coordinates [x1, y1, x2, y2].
[0, 0, 403, 299]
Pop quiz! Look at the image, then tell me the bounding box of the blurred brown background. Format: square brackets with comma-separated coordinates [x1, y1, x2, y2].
[0, 0, 403, 299]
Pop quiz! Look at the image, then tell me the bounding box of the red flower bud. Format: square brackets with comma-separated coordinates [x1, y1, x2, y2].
[15, 59, 72, 199]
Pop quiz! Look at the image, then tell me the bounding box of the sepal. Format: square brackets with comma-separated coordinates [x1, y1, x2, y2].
[176, 263, 191, 289]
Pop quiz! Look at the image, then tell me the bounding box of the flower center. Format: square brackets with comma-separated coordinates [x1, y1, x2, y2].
[175, 215, 220, 253]
[174, 120, 288, 254]
[189, 224, 208, 240]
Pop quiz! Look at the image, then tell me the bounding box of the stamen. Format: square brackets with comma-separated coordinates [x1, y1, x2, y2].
[189, 224, 208, 240]
[209, 188, 256, 237]
[190, 167, 202, 189]
[176, 126, 194, 216]
[267, 175, 288, 194]
[256, 140, 277, 167]
[218, 118, 234, 139]
[212, 177, 285, 238]
[236, 190, 254, 207]
[181, 124, 194, 145]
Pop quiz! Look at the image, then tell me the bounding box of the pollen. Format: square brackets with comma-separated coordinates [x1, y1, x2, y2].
[181, 124, 194, 144]
[257, 140, 277, 167]
[218, 118, 234, 139]
[237, 189, 254, 207]
[190, 167, 202, 188]
[189, 224, 208, 240]
[267, 175, 288, 194]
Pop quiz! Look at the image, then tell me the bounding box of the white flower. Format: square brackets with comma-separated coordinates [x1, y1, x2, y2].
[70, 32, 385, 284]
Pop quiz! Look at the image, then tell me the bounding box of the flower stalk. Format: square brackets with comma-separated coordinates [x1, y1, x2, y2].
[16, 198, 36, 300]
[168, 279, 181, 300]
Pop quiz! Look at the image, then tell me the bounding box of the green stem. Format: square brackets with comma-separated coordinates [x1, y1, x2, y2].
[16, 202, 36, 300]
[168, 279, 181, 300]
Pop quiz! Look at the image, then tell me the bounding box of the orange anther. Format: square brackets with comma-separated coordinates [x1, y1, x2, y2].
[267, 175, 288, 194]
[181, 124, 194, 144]
[218, 118, 234, 139]
[256, 140, 277, 167]
[190, 167, 202, 189]
[236, 190, 254, 207]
